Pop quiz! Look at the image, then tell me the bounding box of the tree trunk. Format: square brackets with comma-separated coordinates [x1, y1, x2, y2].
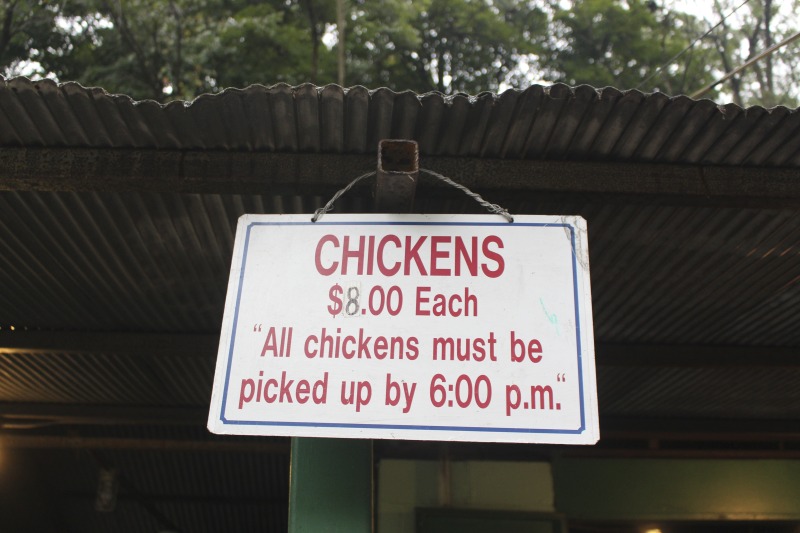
[711, 0, 743, 105]
[169, 1, 183, 98]
[302, 0, 320, 84]
[763, 0, 775, 105]
[336, 0, 346, 86]
[0, 1, 18, 60]
[105, 0, 162, 99]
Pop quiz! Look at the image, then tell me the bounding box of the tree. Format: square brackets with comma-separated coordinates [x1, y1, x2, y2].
[702, 0, 799, 107]
[19, 0, 338, 101]
[545, 0, 716, 95]
[4, 0, 799, 106]
[0, 0, 64, 76]
[40, 0, 205, 100]
[203, 1, 334, 92]
[347, 0, 546, 93]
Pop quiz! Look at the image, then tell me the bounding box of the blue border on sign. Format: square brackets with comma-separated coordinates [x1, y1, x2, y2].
[219, 220, 587, 435]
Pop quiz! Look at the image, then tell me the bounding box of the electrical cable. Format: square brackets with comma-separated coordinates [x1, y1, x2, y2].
[635, 0, 752, 91]
[690, 28, 800, 99]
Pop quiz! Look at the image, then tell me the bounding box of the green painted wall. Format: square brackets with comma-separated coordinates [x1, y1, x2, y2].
[293, 450, 800, 532]
[378, 459, 555, 533]
[289, 438, 372, 533]
[553, 458, 800, 521]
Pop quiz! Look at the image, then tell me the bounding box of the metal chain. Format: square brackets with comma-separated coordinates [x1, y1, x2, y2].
[419, 168, 514, 223]
[311, 171, 376, 222]
[311, 168, 514, 223]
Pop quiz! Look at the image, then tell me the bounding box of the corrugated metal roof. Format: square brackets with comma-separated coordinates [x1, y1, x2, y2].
[0, 350, 214, 405]
[599, 366, 800, 419]
[2, 76, 799, 166]
[1, 192, 797, 347]
[0, 190, 798, 430]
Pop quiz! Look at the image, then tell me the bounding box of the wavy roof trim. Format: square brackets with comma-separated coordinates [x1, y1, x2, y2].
[1, 75, 799, 167]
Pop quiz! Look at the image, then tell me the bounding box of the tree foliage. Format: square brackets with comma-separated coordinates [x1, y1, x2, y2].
[703, 0, 800, 107]
[347, 0, 546, 93]
[1, 0, 798, 106]
[1, 0, 64, 74]
[546, 0, 716, 95]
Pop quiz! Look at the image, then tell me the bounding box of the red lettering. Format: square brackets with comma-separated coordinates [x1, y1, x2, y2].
[455, 236, 478, 276]
[239, 379, 254, 409]
[377, 235, 402, 275]
[374, 336, 388, 359]
[416, 286, 430, 316]
[304, 335, 318, 357]
[406, 337, 419, 360]
[430, 236, 451, 276]
[404, 236, 428, 275]
[315, 234, 339, 275]
[357, 328, 372, 359]
[342, 235, 366, 275]
[296, 380, 310, 404]
[279, 372, 294, 402]
[342, 335, 356, 359]
[366, 236, 375, 275]
[510, 331, 543, 363]
[264, 379, 278, 402]
[481, 235, 505, 278]
[315, 233, 505, 278]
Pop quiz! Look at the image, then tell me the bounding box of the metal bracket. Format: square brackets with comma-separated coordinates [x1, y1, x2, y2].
[375, 139, 419, 213]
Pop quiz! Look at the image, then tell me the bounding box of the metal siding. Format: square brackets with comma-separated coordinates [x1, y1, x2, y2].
[0, 78, 800, 166]
[599, 366, 800, 419]
[391, 90, 421, 142]
[0, 191, 797, 416]
[1, 77, 799, 168]
[1, 193, 798, 344]
[343, 85, 370, 152]
[567, 86, 623, 158]
[369, 87, 396, 150]
[320, 85, 345, 152]
[295, 84, 321, 151]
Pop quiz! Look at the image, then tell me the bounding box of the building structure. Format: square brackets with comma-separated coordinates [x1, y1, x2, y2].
[1, 76, 799, 532]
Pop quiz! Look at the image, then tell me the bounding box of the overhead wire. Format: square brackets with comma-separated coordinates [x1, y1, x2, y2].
[690, 28, 800, 98]
[634, 0, 752, 91]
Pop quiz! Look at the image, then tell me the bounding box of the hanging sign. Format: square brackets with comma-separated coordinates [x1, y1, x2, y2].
[208, 214, 598, 444]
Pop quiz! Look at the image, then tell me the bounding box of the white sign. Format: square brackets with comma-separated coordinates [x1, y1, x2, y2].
[208, 214, 598, 444]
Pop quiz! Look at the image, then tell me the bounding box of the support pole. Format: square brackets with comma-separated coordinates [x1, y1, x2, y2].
[375, 139, 419, 213]
[289, 439, 373, 532]
[288, 140, 419, 533]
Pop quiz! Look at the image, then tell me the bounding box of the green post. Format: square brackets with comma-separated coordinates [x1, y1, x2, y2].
[289, 438, 373, 532]
[289, 140, 417, 533]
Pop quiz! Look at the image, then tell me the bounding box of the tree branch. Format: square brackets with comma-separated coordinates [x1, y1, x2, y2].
[300, 0, 320, 84]
[0, 0, 19, 60]
[103, 0, 161, 98]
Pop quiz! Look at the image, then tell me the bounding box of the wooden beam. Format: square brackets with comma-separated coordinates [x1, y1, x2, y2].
[598, 416, 800, 441]
[0, 403, 206, 425]
[0, 434, 290, 453]
[58, 493, 289, 506]
[596, 343, 800, 367]
[4, 402, 800, 445]
[0, 331, 218, 357]
[2, 148, 800, 208]
[3, 331, 798, 368]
